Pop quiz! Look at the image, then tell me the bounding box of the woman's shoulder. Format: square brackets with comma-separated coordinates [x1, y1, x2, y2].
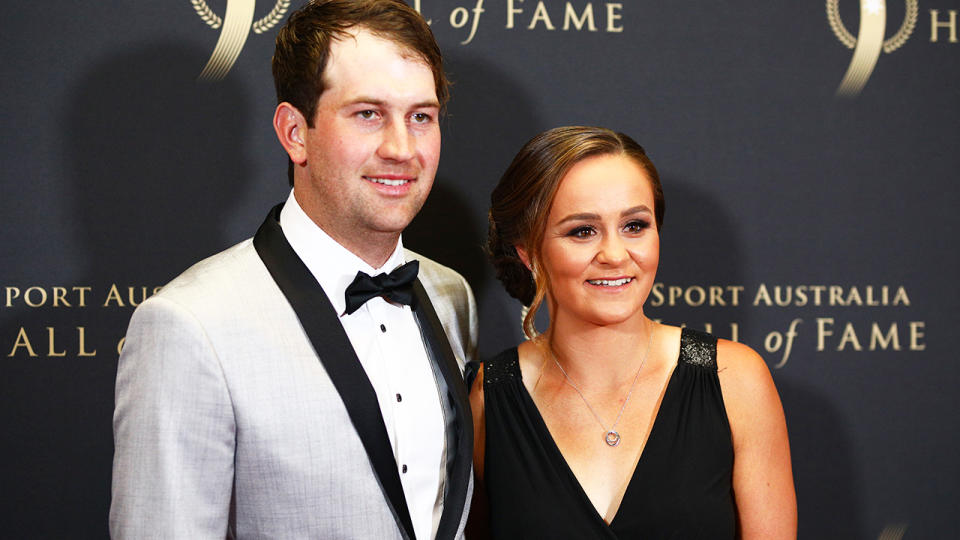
[716, 337, 771, 384]
[473, 345, 524, 393]
[713, 336, 785, 448]
[469, 345, 525, 424]
[514, 340, 549, 395]
[658, 323, 767, 377]
[653, 323, 725, 370]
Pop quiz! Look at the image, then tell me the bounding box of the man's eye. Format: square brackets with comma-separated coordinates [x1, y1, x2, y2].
[357, 110, 377, 120]
[411, 112, 431, 124]
[567, 226, 595, 239]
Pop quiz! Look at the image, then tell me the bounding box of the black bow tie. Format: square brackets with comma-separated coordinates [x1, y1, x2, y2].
[344, 260, 419, 315]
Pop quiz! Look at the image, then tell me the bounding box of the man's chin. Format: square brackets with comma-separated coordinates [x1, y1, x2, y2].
[371, 201, 427, 227]
[363, 214, 419, 236]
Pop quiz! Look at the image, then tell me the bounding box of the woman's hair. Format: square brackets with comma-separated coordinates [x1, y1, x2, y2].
[487, 126, 664, 339]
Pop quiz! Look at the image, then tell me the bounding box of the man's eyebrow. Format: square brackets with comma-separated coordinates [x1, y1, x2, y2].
[345, 97, 441, 109]
[346, 96, 385, 107]
[414, 100, 441, 109]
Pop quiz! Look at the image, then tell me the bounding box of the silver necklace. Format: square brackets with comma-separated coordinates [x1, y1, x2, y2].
[550, 322, 654, 447]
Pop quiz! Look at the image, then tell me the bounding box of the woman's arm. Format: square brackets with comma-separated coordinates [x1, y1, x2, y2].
[717, 340, 797, 539]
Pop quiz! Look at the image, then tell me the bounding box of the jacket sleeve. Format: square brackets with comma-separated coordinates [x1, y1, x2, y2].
[453, 271, 479, 366]
[110, 296, 235, 539]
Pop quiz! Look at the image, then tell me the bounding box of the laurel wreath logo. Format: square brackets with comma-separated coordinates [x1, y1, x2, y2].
[877, 523, 908, 540]
[191, 0, 291, 34]
[827, 0, 918, 53]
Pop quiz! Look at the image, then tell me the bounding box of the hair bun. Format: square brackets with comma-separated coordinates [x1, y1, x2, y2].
[486, 217, 535, 306]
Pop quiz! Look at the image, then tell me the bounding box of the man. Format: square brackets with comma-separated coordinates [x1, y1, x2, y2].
[110, 1, 477, 538]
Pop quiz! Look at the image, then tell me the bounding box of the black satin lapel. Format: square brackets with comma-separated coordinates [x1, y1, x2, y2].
[253, 204, 416, 540]
[411, 280, 474, 540]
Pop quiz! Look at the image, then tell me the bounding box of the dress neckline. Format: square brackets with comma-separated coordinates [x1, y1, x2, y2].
[512, 337, 685, 532]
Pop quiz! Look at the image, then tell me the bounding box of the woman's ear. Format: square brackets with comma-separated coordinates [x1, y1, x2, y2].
[515, 245, 532, 271]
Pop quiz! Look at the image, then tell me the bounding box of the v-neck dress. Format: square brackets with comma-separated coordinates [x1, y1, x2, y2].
[482, 328, 735, 539]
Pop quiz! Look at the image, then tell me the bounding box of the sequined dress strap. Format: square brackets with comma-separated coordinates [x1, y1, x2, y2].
[482, 348, 521, 389]
[679, 327, 719, 369]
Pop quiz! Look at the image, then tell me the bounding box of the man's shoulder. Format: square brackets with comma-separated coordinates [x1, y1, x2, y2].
[405, 248, 476, 313]
[153, 238, 270, 308]
[405, 249, 468, 288]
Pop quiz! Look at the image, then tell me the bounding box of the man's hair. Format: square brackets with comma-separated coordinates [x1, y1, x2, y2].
[273, 0, 448, 184]
[487, 126, 664, 339]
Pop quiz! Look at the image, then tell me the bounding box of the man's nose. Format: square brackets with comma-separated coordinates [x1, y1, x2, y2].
[377, 120, 414, 161]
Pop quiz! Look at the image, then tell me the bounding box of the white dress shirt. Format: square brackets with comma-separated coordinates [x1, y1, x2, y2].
[280, 191, 446, 540]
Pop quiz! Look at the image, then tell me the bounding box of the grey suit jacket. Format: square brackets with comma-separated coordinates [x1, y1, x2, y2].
[110, 206, 478, 539]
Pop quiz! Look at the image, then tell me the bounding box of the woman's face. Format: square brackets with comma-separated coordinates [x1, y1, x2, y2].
[536, 153, 659, 328]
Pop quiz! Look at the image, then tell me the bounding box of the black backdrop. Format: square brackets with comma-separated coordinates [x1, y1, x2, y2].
[2, 1, 958, 538]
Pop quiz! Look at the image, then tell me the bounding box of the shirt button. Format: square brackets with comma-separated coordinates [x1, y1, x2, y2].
[396, 393, 402, 402]
[380, 324, 386, 333]
[402, 464, 408, 474]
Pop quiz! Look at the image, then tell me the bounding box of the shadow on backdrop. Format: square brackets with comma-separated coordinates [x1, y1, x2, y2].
[656, 178, 864, 535]
[780, 382, 866, 538]
[405, 51, 545, 359]
[651, 175, 752, 340]
[0, 42, 250, 539]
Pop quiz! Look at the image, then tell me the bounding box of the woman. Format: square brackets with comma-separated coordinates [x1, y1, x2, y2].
[470, 126, 796, 538]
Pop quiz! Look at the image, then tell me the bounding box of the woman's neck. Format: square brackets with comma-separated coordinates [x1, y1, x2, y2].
[543, 313, 655, 389]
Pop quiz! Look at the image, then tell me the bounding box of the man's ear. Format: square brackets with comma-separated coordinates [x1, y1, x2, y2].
[273, 102, 308, 165]
[515, 245, 532, 271]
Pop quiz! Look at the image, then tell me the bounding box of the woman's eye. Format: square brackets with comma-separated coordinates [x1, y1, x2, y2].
[567, 226, 595, 239]
[624, 220, 650, 234]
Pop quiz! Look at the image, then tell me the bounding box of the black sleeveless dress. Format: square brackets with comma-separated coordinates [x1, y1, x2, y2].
[482, 328, 735, 539]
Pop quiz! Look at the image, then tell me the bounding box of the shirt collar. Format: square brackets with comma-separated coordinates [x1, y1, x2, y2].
[279, 189, 407, 315]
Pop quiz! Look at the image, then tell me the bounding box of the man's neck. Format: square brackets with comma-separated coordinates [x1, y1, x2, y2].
[323, 227, 400, 270]
[292, 189, 401, 269]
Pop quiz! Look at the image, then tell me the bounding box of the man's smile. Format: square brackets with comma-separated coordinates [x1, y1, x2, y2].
[364, 176, 412, 186]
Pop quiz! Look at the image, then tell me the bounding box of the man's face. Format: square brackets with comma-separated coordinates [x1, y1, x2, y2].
[295, 28, 441, 255]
